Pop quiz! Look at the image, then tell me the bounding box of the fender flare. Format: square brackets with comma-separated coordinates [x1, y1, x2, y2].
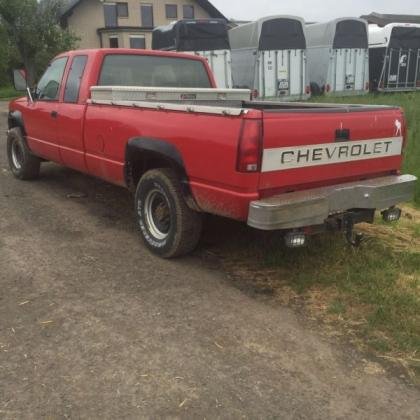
[8, 110, 27, 136]
[125, 137, 200, 211]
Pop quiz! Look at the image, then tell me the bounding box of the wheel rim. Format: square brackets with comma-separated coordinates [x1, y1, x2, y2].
[11, 140, 23, 170]
[144, 189, 171, 240]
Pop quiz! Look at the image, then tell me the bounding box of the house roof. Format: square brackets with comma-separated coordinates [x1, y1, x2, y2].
[61, 0, 227, 20]
[360, 12, 420, 27]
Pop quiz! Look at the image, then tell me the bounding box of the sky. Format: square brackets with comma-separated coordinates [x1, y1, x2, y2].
[210, 0, 420, 22]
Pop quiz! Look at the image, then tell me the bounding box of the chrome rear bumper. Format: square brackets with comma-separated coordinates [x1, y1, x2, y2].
[248, 174, 417, 231]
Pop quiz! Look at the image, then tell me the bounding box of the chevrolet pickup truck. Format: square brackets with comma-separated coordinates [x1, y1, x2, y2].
[7, 49, 417, 257]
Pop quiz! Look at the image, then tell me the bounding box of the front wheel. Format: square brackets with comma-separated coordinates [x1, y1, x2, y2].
[135, 168, 202, 258]
[7, 127, 41, 180]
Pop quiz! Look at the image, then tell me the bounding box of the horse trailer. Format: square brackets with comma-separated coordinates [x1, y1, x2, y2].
[306, 18, 370, 96]
[229, 16, 310, 101]
[369, 23, 420, 91]
[152, 19, 233, 89]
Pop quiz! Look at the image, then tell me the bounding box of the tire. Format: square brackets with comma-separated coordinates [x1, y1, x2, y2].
[310, 82, 322, 96]
[135, 168, 202, 258]
[7, 127, 41, 180]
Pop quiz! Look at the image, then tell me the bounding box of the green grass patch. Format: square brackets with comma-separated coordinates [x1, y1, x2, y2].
[310, 92, 420, 206]
[214, 207, 420, 373]
[0, 85, 20, 100]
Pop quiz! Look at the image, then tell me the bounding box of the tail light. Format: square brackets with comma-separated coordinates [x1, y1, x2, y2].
[237, 119, 263, 173]
[325, 84, 331, 92]
[305, 85, 311, 95]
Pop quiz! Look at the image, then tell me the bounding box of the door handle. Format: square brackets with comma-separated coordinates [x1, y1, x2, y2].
[51, 111, 58, 119]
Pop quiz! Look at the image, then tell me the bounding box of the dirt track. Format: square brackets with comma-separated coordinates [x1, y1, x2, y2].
[0, 101, 419, 419]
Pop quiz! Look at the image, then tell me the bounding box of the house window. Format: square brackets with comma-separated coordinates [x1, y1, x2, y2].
[141, 4, 154, 27]
[130, 36, 146, 49]
[183, 5, 194, 19]
[109, 36, 119, 48]
[104, 3, 118, 27]
[117, 2, 129, 18]
[165, 4, 177, 19]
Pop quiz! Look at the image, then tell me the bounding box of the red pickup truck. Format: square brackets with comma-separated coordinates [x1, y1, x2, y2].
[7, 49, 417, 257]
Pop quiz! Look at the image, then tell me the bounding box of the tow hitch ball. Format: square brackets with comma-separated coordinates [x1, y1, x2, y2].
[343, 216, 364, 247]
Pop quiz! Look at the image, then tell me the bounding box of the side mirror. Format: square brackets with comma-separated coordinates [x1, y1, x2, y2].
[13, 69, 27, 91]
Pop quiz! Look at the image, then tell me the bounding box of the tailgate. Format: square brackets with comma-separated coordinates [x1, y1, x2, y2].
[259, 107, 405, 193]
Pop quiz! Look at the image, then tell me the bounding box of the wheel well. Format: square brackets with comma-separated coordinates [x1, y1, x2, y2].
[8, 111, 26, 136]
[125, 149, 201, 212]
[126, 151, 184, 190]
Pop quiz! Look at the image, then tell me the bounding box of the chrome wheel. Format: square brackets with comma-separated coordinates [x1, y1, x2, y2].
[11, 140, 23, 170]
[144, 189, 171, 240]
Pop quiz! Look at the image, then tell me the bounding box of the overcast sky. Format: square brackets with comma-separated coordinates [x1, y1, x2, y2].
[210, 0, 420, 22]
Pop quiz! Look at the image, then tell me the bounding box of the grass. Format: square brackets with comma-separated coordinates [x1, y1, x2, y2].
[213, 209, 420, 380]
[310, 92, 420, 206]
[0, 85, 20, 100]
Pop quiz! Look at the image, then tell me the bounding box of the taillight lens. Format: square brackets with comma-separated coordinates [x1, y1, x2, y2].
[237, 119, 263, 173]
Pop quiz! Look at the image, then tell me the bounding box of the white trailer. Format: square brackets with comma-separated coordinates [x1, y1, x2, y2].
[229, 16, 310, 101]
[306, 18, 369, 96]
[152, 19, 233, 89]
[369, 23, 420, 91]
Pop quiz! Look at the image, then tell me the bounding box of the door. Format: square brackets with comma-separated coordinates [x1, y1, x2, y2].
[258, 50, 306, 99]
[332, 49, 368, 93]
[57, 55, 89, 172]
[24, 56, 68, 163]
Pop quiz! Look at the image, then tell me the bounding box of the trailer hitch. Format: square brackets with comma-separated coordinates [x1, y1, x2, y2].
[343, 215, 365, 247]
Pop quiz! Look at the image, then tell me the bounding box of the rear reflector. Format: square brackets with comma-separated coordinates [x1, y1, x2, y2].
[237, 119, 263, 173]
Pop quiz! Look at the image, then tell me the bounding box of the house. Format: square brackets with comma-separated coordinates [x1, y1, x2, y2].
[360, 12, 420, 27]
[60, 0, 227, 50]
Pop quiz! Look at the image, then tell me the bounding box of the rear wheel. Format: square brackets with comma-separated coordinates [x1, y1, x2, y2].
[7, 127, 41, 180]
[135, 168, 202, 258]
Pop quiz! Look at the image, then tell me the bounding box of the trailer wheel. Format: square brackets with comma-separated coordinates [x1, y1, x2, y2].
[135, 168, 202, 258]
[310, 82, 322, 96]
[7, 127, 41, 180]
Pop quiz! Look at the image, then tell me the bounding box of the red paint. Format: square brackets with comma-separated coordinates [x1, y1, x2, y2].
[9, 49, 408, 223]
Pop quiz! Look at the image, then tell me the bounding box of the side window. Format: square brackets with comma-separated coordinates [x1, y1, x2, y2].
[64, 56, 88, 103]
[36, 57, 68, 101]
[36, 57, 67, 101]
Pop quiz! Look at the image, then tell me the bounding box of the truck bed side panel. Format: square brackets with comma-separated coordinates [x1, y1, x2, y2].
[83, 104, 260, 219]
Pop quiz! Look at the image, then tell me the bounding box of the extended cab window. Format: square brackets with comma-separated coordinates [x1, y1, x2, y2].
[64, 56, 88, 103]
[36, 57, 68, 101]
[98, 54, 211, 88]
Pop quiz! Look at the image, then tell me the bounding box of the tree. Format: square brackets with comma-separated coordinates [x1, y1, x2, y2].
[0, 0, 78, 86]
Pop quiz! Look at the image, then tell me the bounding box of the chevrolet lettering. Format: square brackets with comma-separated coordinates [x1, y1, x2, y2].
[262, 138, 403, 172]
